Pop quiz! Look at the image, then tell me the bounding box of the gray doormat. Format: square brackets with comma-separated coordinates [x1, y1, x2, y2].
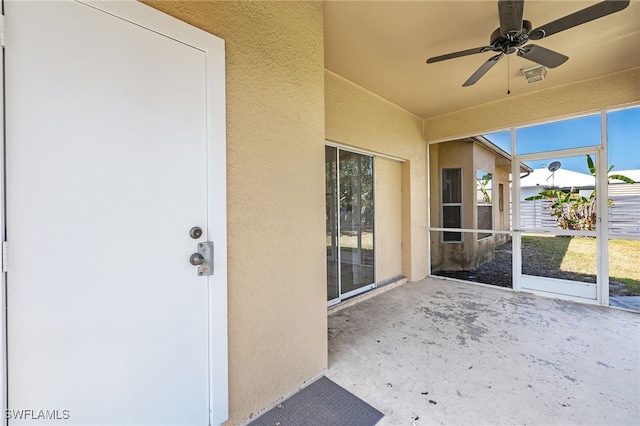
[248, 376, 384, 426]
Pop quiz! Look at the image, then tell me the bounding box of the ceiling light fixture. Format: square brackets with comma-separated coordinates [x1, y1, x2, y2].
[521, 65, 548, 83]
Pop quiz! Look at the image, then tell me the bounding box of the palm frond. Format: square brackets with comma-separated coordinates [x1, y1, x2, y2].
[608, 174, 636, 184]
[586, 155, 596, 176]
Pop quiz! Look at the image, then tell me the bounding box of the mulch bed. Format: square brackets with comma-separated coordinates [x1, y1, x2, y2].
[435, 240, 633, 296]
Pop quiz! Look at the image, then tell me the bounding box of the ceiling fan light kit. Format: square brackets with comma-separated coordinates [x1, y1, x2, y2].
[521, 65, 547, 83]
[425, 0, 631, 87]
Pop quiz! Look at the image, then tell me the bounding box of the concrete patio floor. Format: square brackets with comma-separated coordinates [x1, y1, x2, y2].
[327, 277, 640, 425]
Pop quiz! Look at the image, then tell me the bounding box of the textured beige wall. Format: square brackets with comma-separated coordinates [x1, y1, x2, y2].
[492, 166, 510, 245]
[375, 158, 403, 282]
[429, 139, 509, 271]
[143, 2, 326, 424]
[428, 143, 440, 226]
[472, 144, 497, 267]
[401, 161, 413, 278]
[430, 140, 513, 270]
[473, 144, 495, 185]
[425, 67, 640, 142]
[473, 144, 510, 236]
[325, 70, 428, 281]
[427, 143, 440, 271]
[429, 140, 474, 271]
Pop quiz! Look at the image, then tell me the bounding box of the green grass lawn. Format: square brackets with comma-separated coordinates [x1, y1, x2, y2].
[608, 239, 640, 294]
[522, 235, 640, 295]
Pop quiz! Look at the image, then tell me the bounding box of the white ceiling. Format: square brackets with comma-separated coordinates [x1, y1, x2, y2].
[324, 1, 640, 119]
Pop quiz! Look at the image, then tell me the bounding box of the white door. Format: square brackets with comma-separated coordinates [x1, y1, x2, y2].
[4, 1, 227, 425]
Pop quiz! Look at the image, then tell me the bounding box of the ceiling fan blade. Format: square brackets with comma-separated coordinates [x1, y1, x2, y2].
[529, 0, 630, 40]
[463, 53, 504, 87]
[426, 46, 492, 64]
[498, 0, 525, 35]
[518, 45, 568, 68]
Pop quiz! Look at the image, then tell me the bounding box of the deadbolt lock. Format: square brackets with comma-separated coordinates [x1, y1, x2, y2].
[189, 226, 203, 239]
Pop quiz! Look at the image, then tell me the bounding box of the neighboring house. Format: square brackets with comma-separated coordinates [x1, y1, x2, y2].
[611, 169, 640, 183]
[519, 168, 595, 200]
[429, 137, 529, 272]
[2, 2, 638, 426]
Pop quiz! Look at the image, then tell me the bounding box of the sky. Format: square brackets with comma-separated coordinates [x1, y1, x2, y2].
[484, 106, 640, 175]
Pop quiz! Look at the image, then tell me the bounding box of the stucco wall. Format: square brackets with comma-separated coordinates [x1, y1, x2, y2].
[325, 70, 428, 281]
[493, 167, 510, 245]
[429, 140, 475, 271]
[143, 2, 326, 424]
[473, 144, 507, 237]
[472, 144, 497, 267]
[375, 158, 403, 282]
[430, 140, 512, 271]
[425, 67, 640, 142]
[428, 142, 441, 271]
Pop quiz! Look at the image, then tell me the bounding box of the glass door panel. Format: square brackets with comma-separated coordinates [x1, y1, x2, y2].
[326, 146, 339, 302]
[339, 151, 374, 295]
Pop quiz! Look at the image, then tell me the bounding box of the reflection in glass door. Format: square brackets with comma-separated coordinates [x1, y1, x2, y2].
[339, 151, 375, 294]
[326, 146, 375, 304]
[326, 146, 339, 301]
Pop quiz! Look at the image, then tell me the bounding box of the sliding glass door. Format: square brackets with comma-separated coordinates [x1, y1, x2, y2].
[326, 146, 375, 304]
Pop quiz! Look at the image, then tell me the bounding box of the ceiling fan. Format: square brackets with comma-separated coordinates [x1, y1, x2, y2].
[426, 0, 631, 87]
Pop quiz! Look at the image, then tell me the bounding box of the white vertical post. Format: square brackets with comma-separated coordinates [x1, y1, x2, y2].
[598, 112, 610, 306]
[426, 143, 432, 276]
[511, 128, 522, 292]
[205, 36, 229, 425]
[336, 149, 342, 298]
[371, 156, 376, 286]
[0, 8, 7, 424]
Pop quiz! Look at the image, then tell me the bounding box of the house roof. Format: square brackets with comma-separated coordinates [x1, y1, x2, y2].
[520, 168, 595, 188]
[611, 169, 640, 183]
[324, 1, 640, 119]
[468, 135, 533, 173]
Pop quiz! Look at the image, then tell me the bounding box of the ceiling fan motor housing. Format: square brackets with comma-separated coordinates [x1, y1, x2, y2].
[489, 20, 532, 54]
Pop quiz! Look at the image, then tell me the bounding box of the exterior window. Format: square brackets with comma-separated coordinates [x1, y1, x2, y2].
[442, 168, 462, 242]
[477, 170, 493, 240]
